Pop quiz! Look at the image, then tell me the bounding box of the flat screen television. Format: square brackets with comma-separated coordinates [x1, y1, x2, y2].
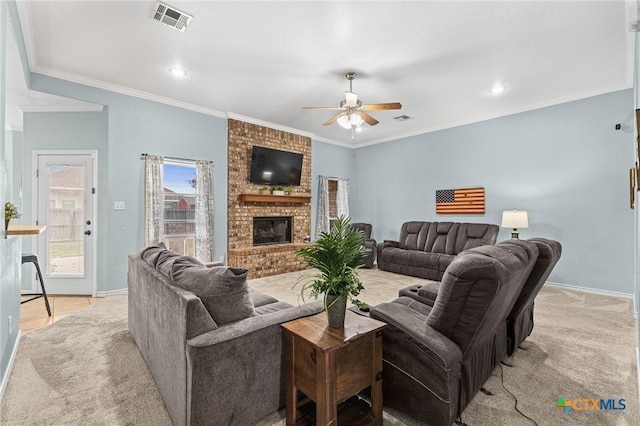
[250, 146, 303, 186]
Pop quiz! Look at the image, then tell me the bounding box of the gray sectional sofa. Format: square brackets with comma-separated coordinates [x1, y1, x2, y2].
[127, 244, 322, 426]
[377, 221, 499, 280]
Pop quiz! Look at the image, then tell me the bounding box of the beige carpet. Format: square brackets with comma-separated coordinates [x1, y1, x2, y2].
[1, 269, 638, 425]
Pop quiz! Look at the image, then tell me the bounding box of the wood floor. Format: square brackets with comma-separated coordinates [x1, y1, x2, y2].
[20, 295, 104, 335]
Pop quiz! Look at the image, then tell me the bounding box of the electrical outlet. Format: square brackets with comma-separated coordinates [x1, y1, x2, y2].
[8, 315, 12, 334]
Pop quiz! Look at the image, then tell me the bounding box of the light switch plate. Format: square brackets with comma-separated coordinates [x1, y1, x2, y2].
[114, 201, 125, 210]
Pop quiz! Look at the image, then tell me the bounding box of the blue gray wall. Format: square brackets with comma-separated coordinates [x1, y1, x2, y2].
[352, 89, 635, 294]
[20, 111, 108, 290]
[310, 141, 355, 236]
[22, 75, 229, 292]
[1, 0, 23, 397]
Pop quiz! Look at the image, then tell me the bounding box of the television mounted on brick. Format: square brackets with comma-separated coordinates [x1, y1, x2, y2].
[250, 146, 303, 186]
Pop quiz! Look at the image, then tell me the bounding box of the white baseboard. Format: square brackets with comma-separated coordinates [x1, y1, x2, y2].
[95, 288, 128, 297]
[545, 281, 634, 300]
[0, 330, 22, 403]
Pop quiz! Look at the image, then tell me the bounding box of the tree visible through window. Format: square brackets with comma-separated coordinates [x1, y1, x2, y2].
[163, 161, 197, 256]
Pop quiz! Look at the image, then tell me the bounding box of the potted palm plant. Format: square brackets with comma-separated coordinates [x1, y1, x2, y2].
[295, 215, 368, 328]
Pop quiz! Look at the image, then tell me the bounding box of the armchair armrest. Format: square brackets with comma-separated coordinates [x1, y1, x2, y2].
[184, 300, 324, 425]
[188, 300, 323, 347]
[364, 238, 377, 248]
[382, 240, 400, 248]
[371, 300, 462, 382]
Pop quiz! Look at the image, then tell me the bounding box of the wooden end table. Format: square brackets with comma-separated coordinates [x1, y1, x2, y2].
[282, 310, 386, 425]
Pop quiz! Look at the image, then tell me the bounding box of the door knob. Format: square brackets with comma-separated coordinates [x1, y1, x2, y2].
[84, 230, 92, 236]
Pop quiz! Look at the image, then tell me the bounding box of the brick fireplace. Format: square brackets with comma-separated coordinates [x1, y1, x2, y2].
[227, 119, 312, 278]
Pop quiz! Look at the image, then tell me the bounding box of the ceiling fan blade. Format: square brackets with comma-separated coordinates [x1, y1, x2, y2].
[360, 112, 379, 126]
[302, 106, 343, 111]
[323, 113, 346, 126]
[362, 102, 402, 111]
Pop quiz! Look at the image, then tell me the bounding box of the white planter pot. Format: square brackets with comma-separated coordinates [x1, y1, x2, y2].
[272, 190, 285, 196]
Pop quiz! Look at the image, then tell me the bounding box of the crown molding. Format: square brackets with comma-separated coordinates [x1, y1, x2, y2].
[226, 112, 316, 138]
[5, 125, 24, 132]
[19, 105, 104, 113]
[32, 65, 228, 119]
[351, 83, 633, 149]
[310, 135, 354, 148]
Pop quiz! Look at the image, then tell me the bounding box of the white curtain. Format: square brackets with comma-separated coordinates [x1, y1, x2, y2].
[145, 155, 164, 245]
[195, 160, 215, 262]
[316, 176, 330, 238]
[336, 178, 350, 218]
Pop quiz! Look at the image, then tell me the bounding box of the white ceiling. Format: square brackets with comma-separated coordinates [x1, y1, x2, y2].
[5, 13, 102, 131]
[9, 1, 636, 147]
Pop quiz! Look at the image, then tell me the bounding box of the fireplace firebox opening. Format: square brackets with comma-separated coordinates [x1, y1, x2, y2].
[253, 216, 292, 246]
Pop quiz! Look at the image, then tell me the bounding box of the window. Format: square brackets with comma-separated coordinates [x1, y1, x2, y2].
[163, 161, 196, 257]
[328, 179, 338, 228]
[61, 200, 75, 209]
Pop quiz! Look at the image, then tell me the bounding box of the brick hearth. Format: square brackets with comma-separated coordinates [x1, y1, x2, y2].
[227, 119, 312, 278]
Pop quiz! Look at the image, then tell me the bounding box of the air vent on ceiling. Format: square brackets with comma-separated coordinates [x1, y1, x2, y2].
[394, 115, 413, 122]
[150, 1, 192, 32]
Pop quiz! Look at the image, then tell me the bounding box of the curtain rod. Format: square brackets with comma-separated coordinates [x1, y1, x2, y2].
[140, 153, 213, 164]
[317, 175, 349, 181]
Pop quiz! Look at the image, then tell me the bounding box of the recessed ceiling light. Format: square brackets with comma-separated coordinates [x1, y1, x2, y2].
[169, 67, 187, 78]
[490, 85, 506, 95]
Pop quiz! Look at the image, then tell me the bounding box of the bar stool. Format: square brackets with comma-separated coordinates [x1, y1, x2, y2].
[21, 253, 52, 317]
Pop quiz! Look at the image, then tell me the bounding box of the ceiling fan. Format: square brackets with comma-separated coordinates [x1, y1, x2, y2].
[302, 72, 402, 134]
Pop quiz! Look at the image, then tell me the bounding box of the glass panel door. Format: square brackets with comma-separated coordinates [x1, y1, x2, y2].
[36, 153, 95, 295]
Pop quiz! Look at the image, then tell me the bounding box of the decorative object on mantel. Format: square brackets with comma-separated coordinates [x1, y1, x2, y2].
[271, 185, 286, 196]
[501, 209, 529, 239]
[435, 187, 485, 214]
[5, 202, 22, 231]
[295, 215, 368, 328]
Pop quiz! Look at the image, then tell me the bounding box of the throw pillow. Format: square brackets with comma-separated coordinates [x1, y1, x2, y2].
[140, 242, 167, 267]
[171, 263, 255, 325]
[169, 255, 205, 281]
[155, 250, 182, 276]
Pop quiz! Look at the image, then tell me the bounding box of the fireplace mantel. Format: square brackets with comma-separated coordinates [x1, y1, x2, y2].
[238, 193, 311, 204]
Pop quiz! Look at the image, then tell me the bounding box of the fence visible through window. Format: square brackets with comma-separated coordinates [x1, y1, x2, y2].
[163, 161, 197, 257]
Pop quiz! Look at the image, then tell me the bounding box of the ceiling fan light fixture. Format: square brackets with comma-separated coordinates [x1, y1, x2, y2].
[337, 115, 352, 129]
[345, 91, 358, 107]
[350, 113, 364, 126]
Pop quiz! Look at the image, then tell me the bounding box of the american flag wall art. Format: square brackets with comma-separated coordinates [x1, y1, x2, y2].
[435, 187, 485, 214]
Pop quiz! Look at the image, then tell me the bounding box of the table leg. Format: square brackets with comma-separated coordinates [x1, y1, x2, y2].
[371, 331, 383, 426]
[315, 349, 337, 425]
[285, 332, 297, 426]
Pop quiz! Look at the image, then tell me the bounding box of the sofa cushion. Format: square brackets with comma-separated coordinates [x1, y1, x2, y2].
[155, 250, 182, 276]
[171, 264, 255, 325]
[140, 242, 167, 267]
[168, 255, 205, 280]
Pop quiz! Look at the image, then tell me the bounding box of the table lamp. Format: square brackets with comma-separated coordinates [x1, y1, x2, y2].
[501, 210, 529, 239]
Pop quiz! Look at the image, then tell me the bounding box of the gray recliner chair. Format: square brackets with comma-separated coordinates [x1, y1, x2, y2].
[498, 238, 562, 360]
[370, 240, 538, 426]
[350, 222, 376, 268]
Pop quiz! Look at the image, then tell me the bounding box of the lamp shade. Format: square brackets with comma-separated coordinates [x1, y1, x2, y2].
[501, 210, 529, 229]
[337, 114, 352, 129]
[350, 113, 364, 126]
